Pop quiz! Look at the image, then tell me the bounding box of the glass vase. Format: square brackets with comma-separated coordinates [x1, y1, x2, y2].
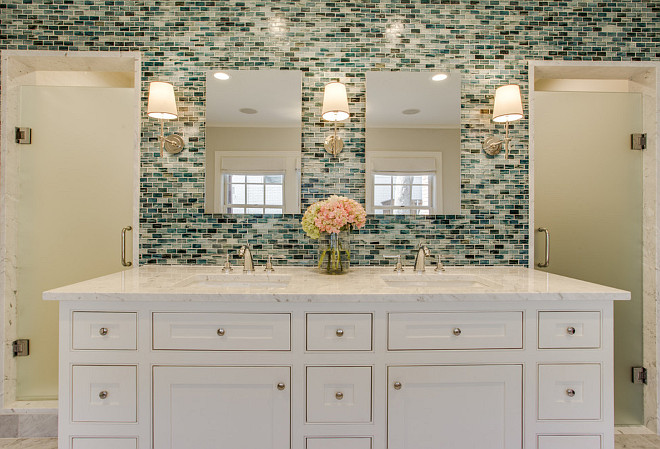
[318, 230, 350, 275]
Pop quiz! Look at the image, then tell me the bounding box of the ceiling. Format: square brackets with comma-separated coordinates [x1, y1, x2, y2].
[206, 70, 302, 128]
[366, 71, 461, 128]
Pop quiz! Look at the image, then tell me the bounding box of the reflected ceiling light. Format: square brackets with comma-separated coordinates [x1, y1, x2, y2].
[402, 108, 421, 115]
[321, 81, 350, 157]
[147, 81, 184, 156]
[431, 73, 449, 81]
[239, 108, 258, 115]
[482, 84, 523, 159]
[213, 71, 231, 80]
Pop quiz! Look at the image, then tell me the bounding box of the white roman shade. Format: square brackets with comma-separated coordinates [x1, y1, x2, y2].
[220, 156, 288, 172]
[370, 157, 436, 174]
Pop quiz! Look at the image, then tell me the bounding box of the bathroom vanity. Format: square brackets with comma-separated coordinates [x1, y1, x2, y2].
[44, 266, 628, 449]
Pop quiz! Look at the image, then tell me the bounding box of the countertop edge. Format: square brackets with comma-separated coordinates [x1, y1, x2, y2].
[43, 291, 631, 302]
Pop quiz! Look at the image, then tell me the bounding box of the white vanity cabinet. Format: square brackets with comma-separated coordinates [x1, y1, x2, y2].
[47, 266, 625, 449]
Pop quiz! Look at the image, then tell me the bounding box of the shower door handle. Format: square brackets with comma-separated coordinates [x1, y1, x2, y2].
[121, 226, 133, 267]
[537, 227, 550, 268]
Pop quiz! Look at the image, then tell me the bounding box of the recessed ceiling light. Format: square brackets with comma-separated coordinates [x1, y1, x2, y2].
[431, 73, 449, 81]
[402, 108, 421, 115]
[213, 71, 231, 80]
[239, 108, 258, 115]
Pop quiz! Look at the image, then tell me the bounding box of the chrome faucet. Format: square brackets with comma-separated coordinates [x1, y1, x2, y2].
[413, 243, 431, 273]
[238, 245, 255, 273]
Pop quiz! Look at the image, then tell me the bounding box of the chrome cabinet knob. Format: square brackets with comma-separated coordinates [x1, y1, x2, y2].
[99, 327, 109, 336]
[335, 392, 344, 400]
[566, 388, 576, 397]
[217, 328, 225, 336]
[566, 327, 576, 335]
[99, 390, 108, 400]
[393, 381, 402, 390]
[452, 328, 462, 336]
[277, 382, 286, 391]
[336, 329, 344, 337]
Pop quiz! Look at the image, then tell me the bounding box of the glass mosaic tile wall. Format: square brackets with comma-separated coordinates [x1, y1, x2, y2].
[2, 0, 657, 266]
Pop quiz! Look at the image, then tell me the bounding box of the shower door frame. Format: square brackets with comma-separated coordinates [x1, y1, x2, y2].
[528, 60, 660, 433]
[0, 50, 141, 421]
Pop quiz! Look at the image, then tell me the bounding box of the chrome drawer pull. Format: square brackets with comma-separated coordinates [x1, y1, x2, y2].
[393, 381, 402, 390]
[277, 383, 286, 391]
[217, 328, 225, 336]
[452, 328, 462, 336]
[99, 390, 108, 400]
[335, 392, 344, 400]
[99, 327, 109, 336]
[566, 388, 576, 397]
[336, 329, 344, 337]
[566, 326, 576, 335]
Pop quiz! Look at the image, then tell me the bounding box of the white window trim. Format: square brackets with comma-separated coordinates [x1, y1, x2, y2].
[213, 150, 301, 214]
[366, 151, 443, 215]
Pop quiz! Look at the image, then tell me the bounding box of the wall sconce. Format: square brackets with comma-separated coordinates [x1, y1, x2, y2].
[321, 81, 350, 157]
[482, 84, 523, 158]
[147, 81, 184, 156]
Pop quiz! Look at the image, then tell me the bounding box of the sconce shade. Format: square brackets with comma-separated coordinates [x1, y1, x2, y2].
[492, 84, 523, 123]
[147, 81, 178, 120]
[322, 82, 349, 121]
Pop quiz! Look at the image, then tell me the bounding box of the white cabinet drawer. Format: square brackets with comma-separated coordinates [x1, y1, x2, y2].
[72, 438, 137, 449]
[538, 435, 601, 449]
[388, 312, 523, 350]
[306, 366, 372, 423]
[538, 364, 601, 420]
[152, 312, 290, 351]
[72, 312, 137, 350]
[307, 437, 372, 449]
[71, 365, 137, 423]
[306, 313, 372, 351]
[539, 311, 601, 349]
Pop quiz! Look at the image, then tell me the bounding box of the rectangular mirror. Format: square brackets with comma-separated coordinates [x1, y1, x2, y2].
[366, 71, 461, 215]
[205, 70, 302, 215]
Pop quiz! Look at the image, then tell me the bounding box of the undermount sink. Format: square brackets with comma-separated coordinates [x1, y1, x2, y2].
[175, 273, 292, 289]
[380, 273, 498, 289]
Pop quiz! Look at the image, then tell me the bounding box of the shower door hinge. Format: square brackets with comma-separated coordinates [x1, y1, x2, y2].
[631, 133, 647, 151]
[14, 127, 31, 145]
[12, 339, 29, 357]
[632, 366, 647, 384]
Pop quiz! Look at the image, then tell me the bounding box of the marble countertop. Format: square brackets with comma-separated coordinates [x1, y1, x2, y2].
[43, 265, 630, 303]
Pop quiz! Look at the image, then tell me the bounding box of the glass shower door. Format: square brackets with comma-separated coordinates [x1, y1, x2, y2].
[534, 91, 643, 424]
[16, 85, 135, 400]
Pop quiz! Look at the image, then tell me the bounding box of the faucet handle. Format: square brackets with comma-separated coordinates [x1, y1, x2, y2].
[433, 257, 446, 272]
[384, 255, 404, 273]
[222, 254, 234, 273]
[264, 255, 285, 272]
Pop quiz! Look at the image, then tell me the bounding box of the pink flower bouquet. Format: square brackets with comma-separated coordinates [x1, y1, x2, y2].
[301, 195, 366, 272]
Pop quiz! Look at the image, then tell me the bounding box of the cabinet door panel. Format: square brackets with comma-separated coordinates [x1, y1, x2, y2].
[306, 437, 372, 449]
[537, 435, 601, 449]
[72, 438, 137, 449]
[153, 366, 290, 449]
[388, 365, 522, 449]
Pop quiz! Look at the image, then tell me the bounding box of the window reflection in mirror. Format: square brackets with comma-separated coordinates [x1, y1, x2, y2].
[205, 70, 302, 214]
[366, 72, 461, 215]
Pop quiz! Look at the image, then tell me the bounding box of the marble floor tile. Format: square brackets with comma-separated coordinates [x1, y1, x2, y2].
[0, 439, 57, 449]
[615, 434, 660, 448]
